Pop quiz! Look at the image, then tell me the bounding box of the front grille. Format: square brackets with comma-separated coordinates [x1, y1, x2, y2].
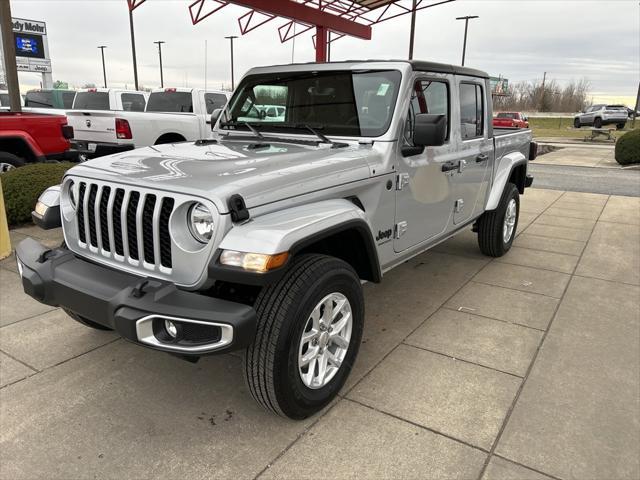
[75, 181, 176, 271]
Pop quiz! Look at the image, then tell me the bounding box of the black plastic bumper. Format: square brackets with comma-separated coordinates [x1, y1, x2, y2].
[15, 238, 256, 356]
[71, 140, 134, 159]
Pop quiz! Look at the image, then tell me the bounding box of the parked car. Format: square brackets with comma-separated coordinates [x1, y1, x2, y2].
[493, 112, 529, 129]
[66, 87, 229, 158]
[23, 88, 76, 115]
[18, 60, 535, 419]
[0, 90, 24, 109]
[574, 104, 628, 129]
[0, 112, 75, 171]
[72, 88, 148, 112]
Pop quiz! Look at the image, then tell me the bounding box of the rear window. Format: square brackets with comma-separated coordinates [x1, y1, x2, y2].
[146, 92, 193, 112]
[496, 112, 516, 119]
[0, 93, 9, 106]
[204, 93, 227, 114]
[62, 92, 76, 108]
[25, 91, 54, 108]
[606, 105, 626, 110]
[122, 93, 146, 112]
[73, 92, 110, 110]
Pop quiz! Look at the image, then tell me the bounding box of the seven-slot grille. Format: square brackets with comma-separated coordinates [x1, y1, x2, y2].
[75, 181, 175, 270]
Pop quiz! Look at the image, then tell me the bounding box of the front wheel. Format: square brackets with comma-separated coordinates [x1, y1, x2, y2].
[0, 152, 25, 173]
[594, 117, 603, 128]
[616, 123, 626, 130]
[477, 183, 520, 257]
[244, 254, 364, 419]
[573, 118, 581, 128]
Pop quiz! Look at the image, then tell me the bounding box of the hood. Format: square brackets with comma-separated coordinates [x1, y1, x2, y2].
[68, 139, 375, 213]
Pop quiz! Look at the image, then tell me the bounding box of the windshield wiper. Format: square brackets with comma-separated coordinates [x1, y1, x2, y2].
[243, 122, 265, 139]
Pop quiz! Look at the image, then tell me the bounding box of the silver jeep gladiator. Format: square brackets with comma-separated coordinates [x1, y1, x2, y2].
[18, 60, 536, 419]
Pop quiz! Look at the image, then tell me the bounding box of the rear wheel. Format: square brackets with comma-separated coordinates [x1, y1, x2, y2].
[244, 254, 364, 419]
[477, 183, 519, 257]
[573, 118, 581, 128]
[616, 123, 626, 130]
[594, 117, 603, 128]
[0, 152, 25, 173]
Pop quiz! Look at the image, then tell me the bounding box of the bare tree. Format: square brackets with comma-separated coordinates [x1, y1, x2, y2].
[493, 77, 590, 113]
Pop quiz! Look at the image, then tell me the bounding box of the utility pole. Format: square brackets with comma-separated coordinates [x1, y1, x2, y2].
[224, 35, 238, 90]
[408, 0, 417, 60]
[456, 15, 479, 66]
[154, 40, 165, 88]
[633, 81, 639, 128]
[0, 0, 21, 111]
[128, 6, 139, 90]
[98, 46, 107, 88]
[540, 71, 547, 112]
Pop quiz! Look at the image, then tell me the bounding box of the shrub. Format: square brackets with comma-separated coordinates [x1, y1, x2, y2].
[1, 162, 74, 226]
[615, 129, 640, 165]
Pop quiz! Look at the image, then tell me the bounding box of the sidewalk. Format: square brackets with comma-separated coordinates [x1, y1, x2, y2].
[1, 189, 639, 479]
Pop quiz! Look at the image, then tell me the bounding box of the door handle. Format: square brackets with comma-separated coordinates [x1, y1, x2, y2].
[476, 154, 489, 163]
[441, 162, 458, 172]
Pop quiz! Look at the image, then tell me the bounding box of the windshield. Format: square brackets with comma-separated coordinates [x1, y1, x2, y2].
[73, 92, 110, 110]
[146, 91, 193, 112]
[220, 69, 402, 137]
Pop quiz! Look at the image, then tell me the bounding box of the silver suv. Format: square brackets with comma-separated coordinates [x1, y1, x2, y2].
[18, 60, 536, 419]
[574, 104, 628, 129]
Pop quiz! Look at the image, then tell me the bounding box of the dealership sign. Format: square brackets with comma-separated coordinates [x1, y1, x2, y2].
[12, 18, 52, 73]
[490, 77, 509, 96]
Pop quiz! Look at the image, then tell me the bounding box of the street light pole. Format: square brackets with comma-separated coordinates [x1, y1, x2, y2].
[128, 6, 139, 90]
[224, 35, 238, 91]
[408, 0, 417, 60]
[455, 15, 479, 66]
[98, 46, 107, 88]
[154, 40, 165, 88]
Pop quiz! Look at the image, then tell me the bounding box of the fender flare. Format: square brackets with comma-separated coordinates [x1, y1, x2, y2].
[211, 199, 381, 285]
[485, 151, 527, 211]
[0, 130, 44, 159]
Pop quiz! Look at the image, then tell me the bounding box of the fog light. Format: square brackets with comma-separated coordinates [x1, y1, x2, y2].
[165, 320, 178, 338]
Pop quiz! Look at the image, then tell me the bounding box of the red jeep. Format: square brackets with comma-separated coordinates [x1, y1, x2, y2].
[493, 112, 529, 129]
[0, 112, 75, 172]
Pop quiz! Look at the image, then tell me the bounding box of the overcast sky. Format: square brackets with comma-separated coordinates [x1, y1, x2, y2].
[5, 0, 640, 104]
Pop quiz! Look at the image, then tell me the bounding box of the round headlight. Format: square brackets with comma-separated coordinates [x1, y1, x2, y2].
[68, 181, 76, 209]
[188, 203, 214, 243]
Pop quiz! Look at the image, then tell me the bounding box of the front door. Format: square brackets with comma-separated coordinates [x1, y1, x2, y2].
[394, 76, 456, 252]
[451, 80, 492, 225]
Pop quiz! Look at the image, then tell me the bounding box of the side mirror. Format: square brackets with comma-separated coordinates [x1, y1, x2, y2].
[210, 108, 222, 130]
[413, 114, 447, 147]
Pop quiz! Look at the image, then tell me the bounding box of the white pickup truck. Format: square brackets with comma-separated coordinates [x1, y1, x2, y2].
[72, 88, 148, 112]
[67, 88, 230, 159]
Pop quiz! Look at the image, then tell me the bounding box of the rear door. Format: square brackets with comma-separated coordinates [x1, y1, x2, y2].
[451, 79, 493, 225]
[394, 75, 455, 252]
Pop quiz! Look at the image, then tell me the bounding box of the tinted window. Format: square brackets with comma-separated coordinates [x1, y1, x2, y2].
[73, 92, 110, 110]
[0, 94, 9, 106]
[222, 70, 401, 137]
[497, 112, 516, 119]
[204, 93, 227, 114]
[62, 92, 76, 108]
[606, 105, 626, 111]
[146, 92, 193, 112]
[408, 80, 449, 141]
[460, 83, 484, 140]
[25, 91, 54, 108]
[122, 93, 146, 112]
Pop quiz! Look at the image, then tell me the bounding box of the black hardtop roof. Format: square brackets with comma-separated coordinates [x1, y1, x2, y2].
[253, 59, 490, 79]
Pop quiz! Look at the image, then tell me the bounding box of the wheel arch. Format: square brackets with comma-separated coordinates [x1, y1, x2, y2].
[485, 151, 527, 211]
[0, 132, 43, 162]
[154, 132, 187, 145]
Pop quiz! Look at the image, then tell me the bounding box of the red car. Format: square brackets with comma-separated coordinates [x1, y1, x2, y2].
[493, 112, 529, 129]
[0, 112, 75, 172]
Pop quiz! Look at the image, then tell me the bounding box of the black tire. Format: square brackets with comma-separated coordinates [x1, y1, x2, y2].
[63, 308, 113, 331]
[0, 152, 25, 173]
[616, 123, 626, 130]
[477, 183, 520, 257]
[594, 117, 603, 128]
[244, 254, 364, 419]
[574, 118, 581, 128]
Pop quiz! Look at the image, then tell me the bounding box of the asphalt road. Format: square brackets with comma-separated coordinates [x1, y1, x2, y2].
[529, 163, 640, 197]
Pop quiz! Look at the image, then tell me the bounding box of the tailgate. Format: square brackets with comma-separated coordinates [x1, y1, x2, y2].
[66, 111, 118, 143]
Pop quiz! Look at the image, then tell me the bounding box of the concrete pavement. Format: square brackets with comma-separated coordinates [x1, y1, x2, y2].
[1, 189, 639, 479]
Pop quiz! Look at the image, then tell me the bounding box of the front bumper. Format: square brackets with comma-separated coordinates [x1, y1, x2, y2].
[71, 140, 134, 159]
[15, 238, 256, 356]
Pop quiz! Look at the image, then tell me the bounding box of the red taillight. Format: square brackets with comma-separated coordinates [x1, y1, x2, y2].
[165, 88, 177, 92]
[88, 88, 98, 92]
[115, 118, 132, 139]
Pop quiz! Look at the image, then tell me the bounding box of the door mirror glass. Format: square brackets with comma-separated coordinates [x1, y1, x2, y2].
[413, 114, 447, 147]
[210, 108, 222, 130]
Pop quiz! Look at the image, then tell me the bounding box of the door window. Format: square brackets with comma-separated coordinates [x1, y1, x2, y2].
[406, 80, 449, 143]
[204, 93, 228, 114]
[460, 83, 484, 140]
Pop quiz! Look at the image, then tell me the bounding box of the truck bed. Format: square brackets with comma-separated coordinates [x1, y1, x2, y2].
[493, 127, 532, 162]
